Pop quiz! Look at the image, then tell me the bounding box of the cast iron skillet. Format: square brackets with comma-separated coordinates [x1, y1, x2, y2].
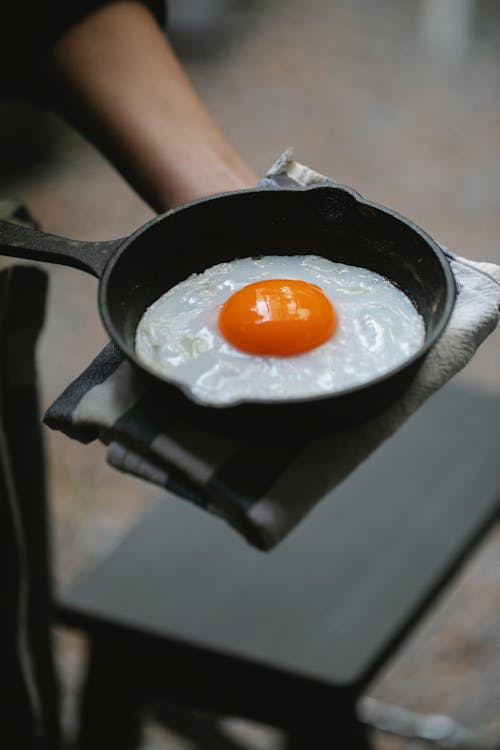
[0, 184, 456, 438]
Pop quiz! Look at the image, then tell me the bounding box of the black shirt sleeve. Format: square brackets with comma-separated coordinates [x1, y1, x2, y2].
[0, 0, 167, 98]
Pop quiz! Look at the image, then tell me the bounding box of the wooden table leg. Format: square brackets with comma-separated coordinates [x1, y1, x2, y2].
[77, 636, 143, 750]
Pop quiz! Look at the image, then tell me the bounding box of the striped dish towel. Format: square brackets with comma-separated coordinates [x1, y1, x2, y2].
[43, 152, 500, 550]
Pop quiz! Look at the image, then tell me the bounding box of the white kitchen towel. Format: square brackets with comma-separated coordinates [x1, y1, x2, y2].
[44, 152, 500, 550]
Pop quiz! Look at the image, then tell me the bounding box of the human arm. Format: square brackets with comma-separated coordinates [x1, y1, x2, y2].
[15, 1, 258, 211]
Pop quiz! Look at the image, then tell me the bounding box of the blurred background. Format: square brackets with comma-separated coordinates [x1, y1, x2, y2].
[1, 0, 500, 747]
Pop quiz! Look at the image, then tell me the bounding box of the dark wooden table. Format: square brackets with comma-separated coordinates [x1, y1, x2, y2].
[57, 384, 500, 749]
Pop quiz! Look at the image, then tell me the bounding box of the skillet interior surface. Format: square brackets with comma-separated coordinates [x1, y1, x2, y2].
[99, 186, 455, 435]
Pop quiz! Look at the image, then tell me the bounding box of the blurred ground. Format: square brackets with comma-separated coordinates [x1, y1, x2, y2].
[2, 0, 500, 747]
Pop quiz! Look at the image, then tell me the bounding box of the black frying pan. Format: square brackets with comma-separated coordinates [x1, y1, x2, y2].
[0, 184, 456, 438]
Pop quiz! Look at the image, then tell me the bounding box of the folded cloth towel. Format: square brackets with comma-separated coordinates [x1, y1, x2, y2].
[44, 152, 500, 550]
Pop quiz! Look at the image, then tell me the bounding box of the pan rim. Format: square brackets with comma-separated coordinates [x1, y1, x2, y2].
[98, 184, 457, 410]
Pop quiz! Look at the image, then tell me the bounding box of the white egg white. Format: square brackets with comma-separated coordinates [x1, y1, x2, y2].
[135, 255, 425, 405]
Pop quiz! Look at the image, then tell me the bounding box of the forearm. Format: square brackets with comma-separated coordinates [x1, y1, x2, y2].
[44, 0, 257, 211]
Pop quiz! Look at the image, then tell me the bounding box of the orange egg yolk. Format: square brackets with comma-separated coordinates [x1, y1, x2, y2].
[218, 279, 337, 356]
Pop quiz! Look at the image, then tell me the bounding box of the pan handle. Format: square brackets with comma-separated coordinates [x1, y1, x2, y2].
[0, 220, 124, 278]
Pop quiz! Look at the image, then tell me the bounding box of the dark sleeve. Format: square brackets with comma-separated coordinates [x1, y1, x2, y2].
[0, 0, 167, 98]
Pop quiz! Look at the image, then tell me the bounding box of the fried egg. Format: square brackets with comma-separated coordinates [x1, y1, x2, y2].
[135, 255, 425, 405]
